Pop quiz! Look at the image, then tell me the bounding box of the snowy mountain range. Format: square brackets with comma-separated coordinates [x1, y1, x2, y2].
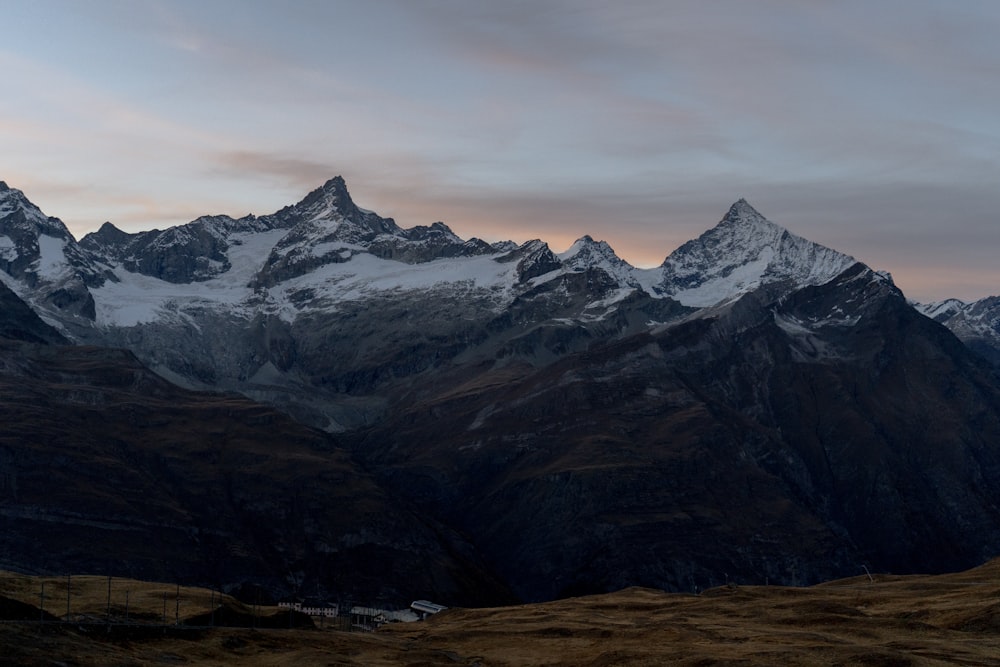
[5, 174, 998, 426]
[5, 175, 1000, 603]
[2, 176, 867, 327]
[1, 176, 894, 429]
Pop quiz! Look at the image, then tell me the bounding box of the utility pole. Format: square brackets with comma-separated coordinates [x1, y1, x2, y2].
[66, 574, 71, 621]
[175, 584, 180, 626]
[39, 581, 45, 624]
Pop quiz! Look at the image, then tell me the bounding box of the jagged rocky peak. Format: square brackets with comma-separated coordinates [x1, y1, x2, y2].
[407, 221, 459, 241]
[369, 219, 497, 263]
[561, 235, 626, 264]
[262, 175, 402, 238]
[721, 197, 768, 225]
[559, 234, 637, 287]
[0, 181, 109, 318]
[0, 181, 74, 241]
[299, 176, 357, 217]
[495, 239, 562, 282]
[653, 199, 858, 307]
[79, 221, 131, 252]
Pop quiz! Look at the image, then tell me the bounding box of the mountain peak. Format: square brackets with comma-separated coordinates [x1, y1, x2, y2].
[654, 201, 857, 307]
[723, 198, 768, 225]
[318, 175, 349, 196]
[299, 175, 354, 212]
[0, 182, 75, 241]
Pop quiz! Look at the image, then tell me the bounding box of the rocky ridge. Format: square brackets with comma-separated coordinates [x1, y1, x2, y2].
[916, 296, 1000, 366]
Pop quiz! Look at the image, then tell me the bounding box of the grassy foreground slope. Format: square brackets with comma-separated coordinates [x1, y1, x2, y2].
[3, 559, 1000, 666]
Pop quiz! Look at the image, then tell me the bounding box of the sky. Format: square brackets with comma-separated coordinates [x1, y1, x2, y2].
[2, 1, 1000, 303]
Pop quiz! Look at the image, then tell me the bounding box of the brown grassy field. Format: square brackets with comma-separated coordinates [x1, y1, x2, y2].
[3, 560, 1000, 666]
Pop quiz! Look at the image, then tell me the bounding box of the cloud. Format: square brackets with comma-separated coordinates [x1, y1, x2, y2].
[211, 152, 339, 192]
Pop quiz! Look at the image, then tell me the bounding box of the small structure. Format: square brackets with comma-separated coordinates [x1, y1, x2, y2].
[278, 600, 339, 618]
[350, 605, 383, 632]
[410, 600, 448, 620]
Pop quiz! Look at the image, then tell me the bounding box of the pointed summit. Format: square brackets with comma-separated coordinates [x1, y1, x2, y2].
[293, 175, 358, 219]
[723, 198, 769, 223]
[320, 174, 348, 194]
[653, 201, 858, 307]
[316, 176, 354, 206]
[260, 175, 401, 237]
[558, 235, 637, 287]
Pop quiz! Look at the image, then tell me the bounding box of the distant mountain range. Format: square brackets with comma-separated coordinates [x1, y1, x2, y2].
[3, 176, 1000, 604]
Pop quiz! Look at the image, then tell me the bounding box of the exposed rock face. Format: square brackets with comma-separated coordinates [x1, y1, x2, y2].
[349, 263, 1000, 601]
[0, 182, 107, 320]
[497, 239, 564, 282]
[80, 214, 288, 284]
[368, 221, 496, 264]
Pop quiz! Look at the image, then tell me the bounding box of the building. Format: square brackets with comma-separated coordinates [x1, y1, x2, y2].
[278, 600, 339, 618]
[410, 600, 448, 620]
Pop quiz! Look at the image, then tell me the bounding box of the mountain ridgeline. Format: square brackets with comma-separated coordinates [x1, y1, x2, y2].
[2, 176, 1000, 605]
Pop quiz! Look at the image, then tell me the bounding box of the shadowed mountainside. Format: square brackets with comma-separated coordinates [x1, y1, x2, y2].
[0, 293, 513, 606]
[350, 264, 1000, 601]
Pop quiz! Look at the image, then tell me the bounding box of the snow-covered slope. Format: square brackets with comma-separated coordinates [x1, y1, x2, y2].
[915, 296, 1000, 366]
[639, 199, 858, 307]
[914, 298, 968, 323]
